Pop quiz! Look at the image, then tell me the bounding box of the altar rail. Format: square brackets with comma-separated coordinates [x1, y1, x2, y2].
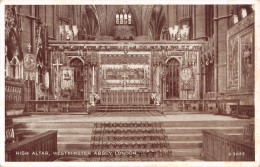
[163, 99, 218, 112]
[6, 130, 58, 161]
[101, 90, 150, 105]
[5, 79, 25, 110]
[25, 100, 89, 113]
[202, 129, 254, 161]
[164, 99, 254, 118]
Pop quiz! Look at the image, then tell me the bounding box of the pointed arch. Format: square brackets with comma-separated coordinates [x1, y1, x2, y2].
[149, 5, 167, 40]
[166, 58, 180, 99]
[82, 5, 100, 39]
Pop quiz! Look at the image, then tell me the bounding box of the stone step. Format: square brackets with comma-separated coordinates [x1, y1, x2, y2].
[14, 121, 247, 129]
[171, 148, 202, 157]
[17, 122, 94, 129]
[164, 111, 205, 115]
[16, 126, 243, 137]
[57, 141, 202, 152]
[164, 127, 243, 134]
[167, 134, 202, 141]
[96, 110, 157, 112]
[16, 128, 93, 136]
[14, 119, 250, 127]
[169, 140, 202, 149]
[69, 109, 87, 112]
[162, 120, 251, 127]
[97, 105, 155, 107]
[90, 112, 162, 116]
[23, 134, 92, 143]
[58, 142, 91, 151]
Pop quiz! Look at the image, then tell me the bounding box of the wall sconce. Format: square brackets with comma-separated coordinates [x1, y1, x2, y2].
[168, 25, 190, 41]
[72, 25, 78, 40]
[59, 25, 64, 40]
[241, 8, 247, 18]
[233, 15, 239, 24]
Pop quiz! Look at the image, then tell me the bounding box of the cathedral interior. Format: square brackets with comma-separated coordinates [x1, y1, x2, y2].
[4, 4, 256, 163]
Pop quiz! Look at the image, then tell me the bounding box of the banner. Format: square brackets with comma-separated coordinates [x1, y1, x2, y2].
[61, 67, 74, 90]
[24, 53, 36, 71]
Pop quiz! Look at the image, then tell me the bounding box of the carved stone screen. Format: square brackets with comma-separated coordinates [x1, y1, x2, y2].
[99, 52, 151, 105]
[100, 53, 151, 90]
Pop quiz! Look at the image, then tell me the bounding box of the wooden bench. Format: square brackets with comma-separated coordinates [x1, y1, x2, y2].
[202, 129, 254, 161]
[6, 130, 58, 161]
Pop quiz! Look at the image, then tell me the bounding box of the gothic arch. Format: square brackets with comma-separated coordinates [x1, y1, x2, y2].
[68, 56, 84, 65]
[82, 5, 100, 38]
[69, 57, 84, 100]
[142, 5, 156, 36]
[166, 58, 180, 99]
[149, 5, 167, 40]
[166, 56, 182, 64]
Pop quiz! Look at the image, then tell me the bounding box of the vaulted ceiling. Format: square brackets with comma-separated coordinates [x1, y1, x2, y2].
[84, 5, 167, 37]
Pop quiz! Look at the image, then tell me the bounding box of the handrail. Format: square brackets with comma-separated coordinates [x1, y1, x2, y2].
[202, 129, 254, 161]
[202, 130, 254, 149]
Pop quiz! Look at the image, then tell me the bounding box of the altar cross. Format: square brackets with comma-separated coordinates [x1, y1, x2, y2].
[52, 59, 63, 97]
[52, 59, 63, 73]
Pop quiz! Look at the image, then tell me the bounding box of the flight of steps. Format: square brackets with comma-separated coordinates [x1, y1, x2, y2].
[163, 121, 246, 158]
[95, 105, 158, 113]
[89, 122, 172, 161]
[13, 116, 250, 161]
[15, 120, 94, 153]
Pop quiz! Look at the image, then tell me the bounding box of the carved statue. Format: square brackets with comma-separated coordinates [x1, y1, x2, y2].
[168, 25, 179, 40]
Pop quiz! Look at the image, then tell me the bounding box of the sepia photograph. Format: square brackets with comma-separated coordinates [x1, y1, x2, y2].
[1, 0, 259, 167]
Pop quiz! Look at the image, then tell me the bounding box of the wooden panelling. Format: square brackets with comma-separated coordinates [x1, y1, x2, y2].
[202, 129, 254, 161]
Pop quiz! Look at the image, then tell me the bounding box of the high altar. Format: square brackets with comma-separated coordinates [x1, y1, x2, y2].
[48, 41, 205, 106]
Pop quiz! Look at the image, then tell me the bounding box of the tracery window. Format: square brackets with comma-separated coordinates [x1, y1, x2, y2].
[116, 9, 132, 25]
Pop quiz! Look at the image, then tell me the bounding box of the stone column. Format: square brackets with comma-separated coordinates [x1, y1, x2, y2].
[168, 5, 177, 27]
[195, 5, 206, 40]
[216, 5, 229, 94]
[83, 65, 88, 100]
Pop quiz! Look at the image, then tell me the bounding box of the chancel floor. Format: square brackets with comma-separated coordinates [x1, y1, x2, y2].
[12, 112, 253, 161]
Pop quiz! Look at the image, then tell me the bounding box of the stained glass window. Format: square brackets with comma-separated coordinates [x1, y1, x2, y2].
[116, 9, 132, 25]
[128, 13, 131, 24]
[120, 13, 123, 24]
